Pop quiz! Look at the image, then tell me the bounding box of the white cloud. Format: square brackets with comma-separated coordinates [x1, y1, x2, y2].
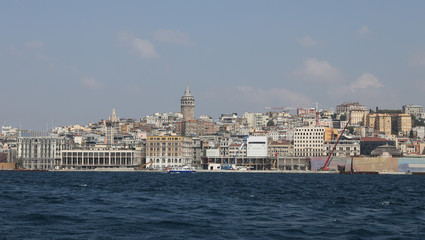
[24, 41, 44, 49]
[153, 29, 189, 45]
[293, 58, 342, 83]
[119, 33, 157, 59]
[357, 25, 371, 37]
[345, 73, 383, 93]
[81, 77, 102, 88]
[297, 35, 317, 47]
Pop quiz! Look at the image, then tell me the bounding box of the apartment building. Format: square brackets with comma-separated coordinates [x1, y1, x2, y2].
[349, 109, 369, 126]
[392, 113, 412, 136]
[18, 133, 73, 170]
[336, 102, 367, 115]
[402, 105, 424, 118]
[146, 136, 193, 170]
[294, 127, 326, 157]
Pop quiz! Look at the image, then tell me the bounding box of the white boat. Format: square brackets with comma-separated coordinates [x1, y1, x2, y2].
[167, 166, 196, 173]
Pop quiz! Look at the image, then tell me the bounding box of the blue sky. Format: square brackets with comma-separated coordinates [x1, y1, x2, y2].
[1, 1, 425, 130]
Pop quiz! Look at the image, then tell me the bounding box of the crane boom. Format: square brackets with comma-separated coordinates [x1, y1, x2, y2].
[135, 160, 154, 170]
[222, 138, 247, 170]
[321, 118, 351, 171]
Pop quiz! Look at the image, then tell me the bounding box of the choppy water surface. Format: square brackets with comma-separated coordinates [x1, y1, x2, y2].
[1, 172, 425, 239]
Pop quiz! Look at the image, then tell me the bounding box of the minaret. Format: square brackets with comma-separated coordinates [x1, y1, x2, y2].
[181, 81, 195, 121]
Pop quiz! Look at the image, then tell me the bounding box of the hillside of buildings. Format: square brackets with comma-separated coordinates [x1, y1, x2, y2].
[2, 86, 425, 173]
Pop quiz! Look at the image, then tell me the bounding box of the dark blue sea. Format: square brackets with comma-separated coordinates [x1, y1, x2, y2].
[1, 172, 425, 239]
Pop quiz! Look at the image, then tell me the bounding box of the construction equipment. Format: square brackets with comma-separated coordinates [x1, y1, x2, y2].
[320, 118, 351, 171]
[245, 162, 253, 170]
[222, 138, 247, 170]
[135, 160, 153, 170]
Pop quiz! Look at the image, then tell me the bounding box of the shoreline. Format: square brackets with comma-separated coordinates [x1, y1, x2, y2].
[17, 169, 414, 175]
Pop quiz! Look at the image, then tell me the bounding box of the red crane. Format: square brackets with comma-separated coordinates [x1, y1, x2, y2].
[321, 118, 351, 171]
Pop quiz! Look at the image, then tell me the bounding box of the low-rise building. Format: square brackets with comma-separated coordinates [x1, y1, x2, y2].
[268, 140, 293, 157]
[324, 140, 360, 157]
[60, 149, 141, 169]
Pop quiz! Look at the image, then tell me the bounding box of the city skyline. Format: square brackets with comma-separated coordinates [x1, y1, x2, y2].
[2, 1, 425, 130]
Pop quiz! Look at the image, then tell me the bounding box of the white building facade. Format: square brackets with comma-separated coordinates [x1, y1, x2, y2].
[18, 133, 73, 170]
[247, 136, 268, 157]
[294, 127, 325, 157]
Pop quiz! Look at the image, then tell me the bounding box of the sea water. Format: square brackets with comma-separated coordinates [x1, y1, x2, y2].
[1, 172, 425, 239]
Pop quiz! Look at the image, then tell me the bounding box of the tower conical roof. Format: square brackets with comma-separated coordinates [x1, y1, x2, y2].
[183, 81, 192, 97]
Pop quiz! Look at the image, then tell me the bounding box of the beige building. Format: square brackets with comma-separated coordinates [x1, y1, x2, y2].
[349, 109, 369, 126]
[146, 136, 193, 170]
[336, 102, 367, 114]
[365, 113, 412, 136]
[175, 120, 216, 136]
[268, 140, 294, 157]
[364, 113, 392, 136]
[392, 113, 412, 136]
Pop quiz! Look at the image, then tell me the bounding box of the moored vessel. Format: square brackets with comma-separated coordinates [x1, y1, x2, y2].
[167, 166, 196, 173]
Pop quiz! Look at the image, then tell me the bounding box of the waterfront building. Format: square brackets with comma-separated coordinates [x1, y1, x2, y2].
[293, 127, 326, 157]
[60, 149, 141, 170]
[324, 140, 360, 157]
[360, 137, 395, 156]
[247, 136, 268, 157]
[228, 142, 247, 158]
[181, 82, 195, 121]
[146, 136, 193, 170]
[17, 132, 73, 170]
[268, 140, 294, 157]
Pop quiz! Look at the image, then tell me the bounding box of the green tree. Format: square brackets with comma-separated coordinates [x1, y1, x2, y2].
[411, 114, 425, 127]
[267, 120, 275, 126]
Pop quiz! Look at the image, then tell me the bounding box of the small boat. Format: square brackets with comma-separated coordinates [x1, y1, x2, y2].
[167, 166, 196, 173]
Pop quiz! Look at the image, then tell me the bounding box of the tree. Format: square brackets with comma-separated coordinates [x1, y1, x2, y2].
[410, 130, 414, 139]
[267, 120, 275, 127]
[411, 114, 425, 127]
[340, 114, 347, 121]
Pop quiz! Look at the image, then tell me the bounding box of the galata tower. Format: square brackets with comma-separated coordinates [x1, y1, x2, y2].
[181, 82, 195, 121]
